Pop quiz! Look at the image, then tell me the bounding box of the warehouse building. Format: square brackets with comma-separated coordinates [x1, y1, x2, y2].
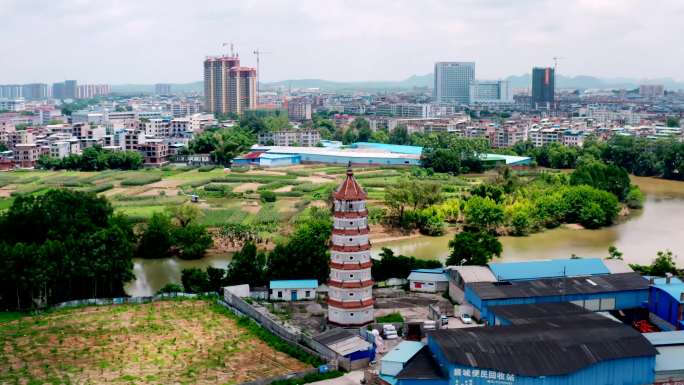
[392, 304, 657, 385]
[408, 268, 449, 293]
[465, 272, 649, 324]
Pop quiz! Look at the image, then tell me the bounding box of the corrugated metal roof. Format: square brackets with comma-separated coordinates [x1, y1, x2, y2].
[260, 153, 299, 159]
[429, 318, 657, 377]
[396, 347, 447, 380]
[488, 258, 610, 281]
[269, 279, 318, 289]
[643, 331, 684, 346]
[470, 272, 648, 300]
[407, 272, 449, 283]
[381, 341, 424, 364]
[651, 281, 684, 304]
[451, 266, 498, 283]
[602, 259, 634, 274]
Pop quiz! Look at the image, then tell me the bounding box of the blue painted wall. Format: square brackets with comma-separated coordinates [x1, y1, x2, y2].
[294, 153, 420, 166]
[465, 288, 648, 325]
[424, 336, 655, 385]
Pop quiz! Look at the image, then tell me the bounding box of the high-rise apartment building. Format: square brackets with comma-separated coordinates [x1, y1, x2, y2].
[434, 62, 475, 104]
[0, 85, 22, 99]
[52, 82, 65, 99]
[64, 80, 77, 99]
[155, 83, 172, 95]
[639, 84, 664, 98]
[203, 55, 256, 116]
[287, 98, 312, 121]
[531, 67, 555, 108]
[21, 84, 48, 100]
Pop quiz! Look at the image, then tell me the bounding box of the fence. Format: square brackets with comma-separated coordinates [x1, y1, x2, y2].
[221, 290, 352, 369]
[52, 292, 203, 309]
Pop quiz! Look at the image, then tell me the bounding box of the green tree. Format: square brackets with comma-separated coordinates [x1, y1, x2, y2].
[157, 283, 184, 294]
[137, 212, 174, 258]
[181, 268, 210, 293]
[464, 196, 505, 232]
[384, 178, 442, 223]
[446, 231, 502, 266]
[206, 266, 227, 292]
[570, 161, 631, 201]
[0, 190, 135, 309]
[226, 242, 267, 287]
[666, 116, 680, 128]
[0, 142, 7, 152]
[266, 213, 332, 283]
[370, 129, 390, 143]
[173, 223, 213, 260]
[607, 246, 623, 260]
[625, 186, 645, 209]
[649, 250, 678, 276]
[389, 125, 410, 145]
[371, 248, 442, 282]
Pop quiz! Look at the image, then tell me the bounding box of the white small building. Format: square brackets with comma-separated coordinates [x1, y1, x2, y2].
[269, 279, 318, 301]
[407, 269, 449, 293]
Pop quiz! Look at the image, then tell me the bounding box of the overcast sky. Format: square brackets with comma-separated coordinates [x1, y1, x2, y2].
[1, 0, 682, 84]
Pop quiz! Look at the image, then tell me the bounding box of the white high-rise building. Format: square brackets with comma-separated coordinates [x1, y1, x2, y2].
[469, 80, 513, 104]
[434, 62, 475, 104]
[327, 166, 374, 327]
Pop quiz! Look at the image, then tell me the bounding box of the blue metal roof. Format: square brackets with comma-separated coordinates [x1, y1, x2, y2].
[351, 142, 423, 155]
[651, 282, 684, 304]
[381, 341, 424, 364]
[269, 280, 318, 289]
[260, 153, 300, 159]
[488, 258, 610, 281]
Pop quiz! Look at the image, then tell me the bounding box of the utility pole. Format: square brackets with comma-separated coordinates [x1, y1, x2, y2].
[253, 49, 272, 93]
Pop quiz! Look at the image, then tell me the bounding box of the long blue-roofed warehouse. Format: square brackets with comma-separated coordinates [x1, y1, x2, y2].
[391, 303, 657, 385]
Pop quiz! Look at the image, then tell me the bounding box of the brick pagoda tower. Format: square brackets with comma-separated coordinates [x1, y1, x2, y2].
[327, 164, 374, 326]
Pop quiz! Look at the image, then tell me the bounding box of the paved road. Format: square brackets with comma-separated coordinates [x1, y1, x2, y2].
[310, 370, 364, 385]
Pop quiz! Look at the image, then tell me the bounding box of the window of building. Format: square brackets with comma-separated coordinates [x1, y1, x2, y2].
[305, 291, 310, 297]
[277, 291, 282, 298]
[349, 292, 354, 296]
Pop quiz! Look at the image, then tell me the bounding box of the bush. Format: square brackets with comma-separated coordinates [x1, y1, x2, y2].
[626, 186, 645, 209]
[121, 174, 162, 186]
[259, 190, 277, 202]
[198, 165, 216, 172]
[83, 183, 114, 194]
[157, 283, 183, 294]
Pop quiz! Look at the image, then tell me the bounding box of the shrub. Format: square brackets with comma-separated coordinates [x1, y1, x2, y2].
[84, 183, 114, 194]
[259, 190, 277, 202]
[376, 312, 404, 323]
[198, 165, 216, 172]
[157, 283, 183, 294]
[626, 186, 645, 209]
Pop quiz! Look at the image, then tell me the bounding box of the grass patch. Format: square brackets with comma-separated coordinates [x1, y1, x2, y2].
[376, 312, 404, 323]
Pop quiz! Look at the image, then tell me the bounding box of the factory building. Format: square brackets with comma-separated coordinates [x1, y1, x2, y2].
[390, 303, 657, 385]
[647, 276, 684, 331]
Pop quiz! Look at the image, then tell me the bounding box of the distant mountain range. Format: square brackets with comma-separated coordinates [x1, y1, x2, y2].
[110, 73, 684, 94]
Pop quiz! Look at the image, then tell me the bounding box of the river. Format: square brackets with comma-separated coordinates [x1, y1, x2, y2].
[126, 176, 684, 296]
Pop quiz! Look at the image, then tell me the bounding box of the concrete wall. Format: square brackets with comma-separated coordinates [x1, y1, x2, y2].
[410, 280, 448, 293]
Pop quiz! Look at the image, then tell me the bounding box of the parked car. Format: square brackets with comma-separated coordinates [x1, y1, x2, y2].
[440, 315, 449, 326]
[460, 314, 473, 324]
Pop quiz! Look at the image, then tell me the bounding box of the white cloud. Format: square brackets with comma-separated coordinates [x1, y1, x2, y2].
[0, 0, 682, 83]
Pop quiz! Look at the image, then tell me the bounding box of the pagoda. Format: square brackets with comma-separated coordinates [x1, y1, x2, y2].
[327, 164, 374, 326]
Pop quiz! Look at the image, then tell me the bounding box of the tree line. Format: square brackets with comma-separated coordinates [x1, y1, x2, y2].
[37, 145, 143, 171]
[0, 190, 215, 310]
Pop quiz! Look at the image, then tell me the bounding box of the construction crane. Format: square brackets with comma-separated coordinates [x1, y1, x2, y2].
[221, 42, 236, 57]
[552, 56, 565, 72]
[253, 49, 272, 92]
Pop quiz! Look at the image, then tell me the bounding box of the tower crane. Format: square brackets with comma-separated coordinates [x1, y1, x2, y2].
[253, 49, 272, 92]
[552, 56, 565, 72]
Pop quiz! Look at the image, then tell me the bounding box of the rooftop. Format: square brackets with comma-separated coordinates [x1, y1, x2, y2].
[314, 328, 371, 356]
[332, 166, 367, 201]
[651, 280, 684, 304]
[642, 331, 684, 346]
[450, 265, 498, 283]
[429, 318, 657, 377]
[488, 258, 610, 281]
[407, 271, 449, 283]
[469, 272, 648, 301]
[381, 341, 424, 364]
[269, 280, 318, 289]
[396, 347, 447, 380]
[487, 302, 609, 326]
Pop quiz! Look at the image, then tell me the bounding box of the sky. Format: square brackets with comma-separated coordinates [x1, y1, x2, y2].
[1, 0, 682, 84]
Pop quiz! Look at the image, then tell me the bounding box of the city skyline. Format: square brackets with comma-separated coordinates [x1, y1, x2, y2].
[2, 0, 684, 84]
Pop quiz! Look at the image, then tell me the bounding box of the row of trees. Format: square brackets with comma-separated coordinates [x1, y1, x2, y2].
[187, 126, 256, 164]
[512, 136, 684, 181]
[0, 190, 135, 310]
[419, 135, 490, 174]
[37, 146, 143, 171]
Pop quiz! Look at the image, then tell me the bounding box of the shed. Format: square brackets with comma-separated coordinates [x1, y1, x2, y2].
[381, 341, 424, 377]
[407, 269, 449, 293]
[269, 279, 318, 301]
[642, 331, 684, 383]
[314, 328, 374, 370]
[447, 266, 498, 304]
[259, 153, 301, 167]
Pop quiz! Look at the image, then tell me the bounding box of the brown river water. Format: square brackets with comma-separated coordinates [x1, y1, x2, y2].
[126, 176, 684, 296]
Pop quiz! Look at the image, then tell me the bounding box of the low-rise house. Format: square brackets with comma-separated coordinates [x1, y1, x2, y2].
[313, 328, 374, 370]
[269, 280, 318, 301]
[408, 268, 449, 293]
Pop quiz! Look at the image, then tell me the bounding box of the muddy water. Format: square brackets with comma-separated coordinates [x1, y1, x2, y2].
[371, 176, 684, 266]
[126, 176, 684, 296]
